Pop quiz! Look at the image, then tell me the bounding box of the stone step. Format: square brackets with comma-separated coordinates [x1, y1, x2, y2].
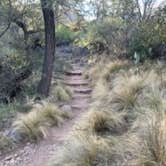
[65, 70, 83, 76]
[63, 80, 89, 86]
[74, 88, 92, 94]
[64, 75, 85, 81]
[71, 104, 89, 110]
[71, 98, 90, 104]
[72, 94, 91, 99]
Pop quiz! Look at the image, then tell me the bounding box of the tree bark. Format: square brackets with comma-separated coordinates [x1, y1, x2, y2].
[37, 0, 56, 96]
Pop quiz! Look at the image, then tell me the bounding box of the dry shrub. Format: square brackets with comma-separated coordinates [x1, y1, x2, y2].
[74, 108, 127, 137]
[84, 60, 129, 85]
[130, 110, 166, 166]
[51, 84, 73, 101]
[84, 62, 103, 84]
[110, 73, 145, 111]
[52, 135, 112, 166]
[101, 60, 129, 81]
[13, 102, 70, 141]
[92, 79, 109, 99]
[144, 111, 166, 165]
[13, 110, 47, 141]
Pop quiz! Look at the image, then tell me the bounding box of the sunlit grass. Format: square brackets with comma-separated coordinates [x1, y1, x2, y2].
[51, 84, 73, 101]
[13, 102, 71, 141]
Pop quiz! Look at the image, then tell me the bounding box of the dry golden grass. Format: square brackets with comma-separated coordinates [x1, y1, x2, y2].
[50, 60, 166, 166]
[50, 104, 127, 165]
[51, 84, 73, 101]
[144, 111, 166, 165]
[13, 102, 71, 141]
[84, 62, 103, 84]
[73, 107, 126, 137]
[92, 79, 109, 99]
[110, 73, 145, 111]
[13, 110, 47, 141]
[52, 134, 112, 166]
[129, 109, 166, 165]
[84, 60, 129, 86]
[101, 60, 129, 80]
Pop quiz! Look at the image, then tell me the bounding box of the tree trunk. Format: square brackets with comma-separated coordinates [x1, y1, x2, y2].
[37, 0, 56, 96]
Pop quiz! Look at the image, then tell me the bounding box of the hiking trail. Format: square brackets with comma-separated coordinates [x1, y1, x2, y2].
[0, 60, 91, 166]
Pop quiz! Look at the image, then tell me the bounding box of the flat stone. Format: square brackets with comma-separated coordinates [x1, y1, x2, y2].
[63, 80, 89, 86]
[74, 88, 92, 94]
[5, 156, 12, 161]
[65, 70, 83, 76]
[72, 94, 91, 99]
[71, 104, 88, 110]
[61, 105, 72, 112]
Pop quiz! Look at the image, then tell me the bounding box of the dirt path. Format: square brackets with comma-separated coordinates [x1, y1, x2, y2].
[0, 62, 91, 166]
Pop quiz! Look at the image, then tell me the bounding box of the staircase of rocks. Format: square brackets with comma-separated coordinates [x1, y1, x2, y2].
[64, 63, 92, 111]
[0, 61, 92, 166]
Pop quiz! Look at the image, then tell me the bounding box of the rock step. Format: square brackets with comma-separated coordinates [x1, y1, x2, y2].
[74, 88, 92, 94]
[65, 70, 83, 76]
[72, 67, 83, 71]
[71, 98, 90, 104]
[71, 104, 89, 110]
[64, 76, 85, 81]
[72, 94, 91, 99]
[63, 80, 89, 86]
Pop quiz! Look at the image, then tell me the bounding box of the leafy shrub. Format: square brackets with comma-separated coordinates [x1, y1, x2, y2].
[76, 18, 125, 55]
[56, 24, 75, 44]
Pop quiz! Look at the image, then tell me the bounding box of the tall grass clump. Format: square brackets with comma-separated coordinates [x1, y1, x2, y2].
[52, 135, 111, 166]
[13, 110, 47, 141]
[92, 79, 109, 99]
[131, 109, 166, 165]
[144, 111, 166, 165]
[84, 63, 102, 82]
[110, 73, 145, 111]
[101, 60, 129, 81]
[13, 102, 70, 141]
[52, 84, 73, 101]
[85, 110, 126, 135]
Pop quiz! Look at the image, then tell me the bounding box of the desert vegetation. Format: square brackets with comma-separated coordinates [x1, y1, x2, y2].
[0, 0, 166, 166]
[52, 59, 166, 166]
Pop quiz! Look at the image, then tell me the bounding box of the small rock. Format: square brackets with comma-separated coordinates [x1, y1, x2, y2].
[14, 154, 18, 158]
[10, 158, 15, 164]
[5, 156, 12, 161]
[26, 142, 31, 146]
[61, 105, 72, 112]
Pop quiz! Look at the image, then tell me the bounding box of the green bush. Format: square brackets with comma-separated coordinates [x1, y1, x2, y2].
[128, 21, 166, 62]
[75, 18, 125, 55]
[56, 24, 75, 43]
